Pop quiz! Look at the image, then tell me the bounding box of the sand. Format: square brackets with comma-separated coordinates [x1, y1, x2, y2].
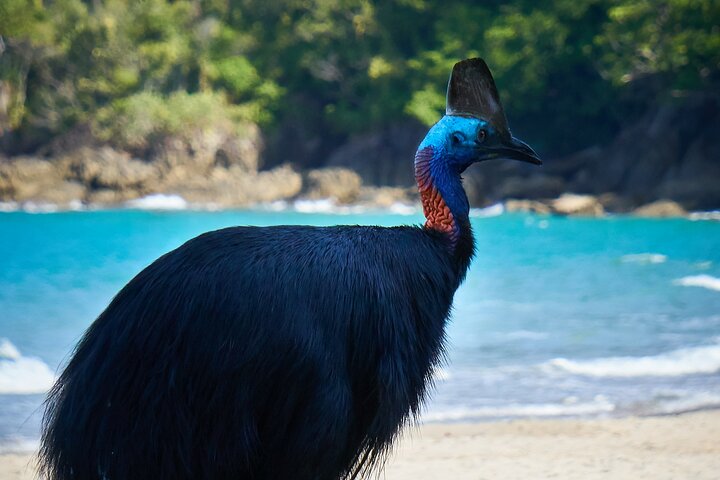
[2, 410, 718, 479]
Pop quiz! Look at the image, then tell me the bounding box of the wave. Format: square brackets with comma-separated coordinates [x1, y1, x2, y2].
[642, 391, 720, 416]
[292, 198, 371, 214]
[0, 339, 56, 394]
[0, 437, 40, 454]
[0, 201, 20, 212]
[124, 194, 189, 210]
[469, 203, 504, 218]
[423, 396, 615, 422]
[674, 275, 720, 292]
[689, 210, 720, 221]
[621, 253, 667, 264]
[260, 198, 419, 216]
[501, 330, 549, 340]
[545, 342, 720, 378]
[388, 202, 418, 215]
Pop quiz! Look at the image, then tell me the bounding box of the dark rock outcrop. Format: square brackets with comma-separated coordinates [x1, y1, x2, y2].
[326, 122, 427, 187]
[559, 94, 720, 210]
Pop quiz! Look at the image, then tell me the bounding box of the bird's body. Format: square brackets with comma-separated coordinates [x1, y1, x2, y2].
[42, 224, 471, 479]
[40, 59, 540, 479]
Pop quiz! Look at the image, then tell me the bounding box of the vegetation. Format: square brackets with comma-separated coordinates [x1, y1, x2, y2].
[1, 0, 718, 157]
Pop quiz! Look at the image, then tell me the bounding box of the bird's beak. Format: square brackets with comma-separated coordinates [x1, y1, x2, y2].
[482, 136, 542, 165]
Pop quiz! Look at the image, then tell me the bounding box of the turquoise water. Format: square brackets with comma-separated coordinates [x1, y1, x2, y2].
[1, 208, 719, 451]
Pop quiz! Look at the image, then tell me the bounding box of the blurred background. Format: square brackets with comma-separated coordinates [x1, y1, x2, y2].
[0, 0, 719, 211]
[0, 0, 719, 457]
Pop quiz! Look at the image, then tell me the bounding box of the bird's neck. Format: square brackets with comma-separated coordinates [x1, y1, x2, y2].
[414, 146, 472, 252]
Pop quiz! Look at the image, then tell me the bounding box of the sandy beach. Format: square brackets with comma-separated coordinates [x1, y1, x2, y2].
[2, 410, 718, 479]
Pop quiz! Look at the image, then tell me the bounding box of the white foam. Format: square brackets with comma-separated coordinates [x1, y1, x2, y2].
[689, 210, 720, 221]
[0, 339, 21, 361]
[125, 194, 189, 210]
[674, 275, 720, 292]
[259, 200, 290, 212]
[469, 203, 504, 218]
[292, 198, 338, 213]
[0, 339, 55, 394]
[621, 253, 667, 264]
[22, 202, 60, 213]
[545, 343, 720, 378]
[423, 396, 615, 422]
[388, 202, 418, 215]
[0, 437, 40, 454]
[0, 201, 20, 212]
[502, 330, 549, 340]
[649, 391, 720, 415]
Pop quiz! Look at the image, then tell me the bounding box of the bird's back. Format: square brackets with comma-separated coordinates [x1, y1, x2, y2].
[41, 224, 464, 480]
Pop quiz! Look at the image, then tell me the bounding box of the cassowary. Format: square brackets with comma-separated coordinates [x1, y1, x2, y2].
[40, 58, 540, 480]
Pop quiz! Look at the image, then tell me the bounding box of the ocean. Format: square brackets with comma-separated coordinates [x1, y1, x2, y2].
[1, 203, 719, 452]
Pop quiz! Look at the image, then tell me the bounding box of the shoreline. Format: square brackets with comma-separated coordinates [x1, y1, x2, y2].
[2, 410, 718, 479]
[1, 196, 719, 220]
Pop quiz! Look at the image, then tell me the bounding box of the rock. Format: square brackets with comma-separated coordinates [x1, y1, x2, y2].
[169, 165, 302, 207]
[249, 166, 303, 203]
[302, 168, 362, 203]
[35, 181, 87, 205]
[213, 124, 263, 172]
[86, 188, 142, 205]
[62, 147, 158, 190]
[597, 193, 636, 213]
[0, 157, 62, 200]
[497, 175, 566, 199]
[563, 94, 720, 209]
[551, 194, 605, 216]
[462, 160, 540, 206]
[326, 122, 426, 187]
[0, 156, 88, 206]
[356, 186, 416, 209]
[155, 125, 261, 175]
[656, 110, 720, 210]
[632, 200, 687, 217]
[504, 199, 552, 214]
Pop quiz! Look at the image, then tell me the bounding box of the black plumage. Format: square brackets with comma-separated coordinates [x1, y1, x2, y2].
[41, 226, 472, 479]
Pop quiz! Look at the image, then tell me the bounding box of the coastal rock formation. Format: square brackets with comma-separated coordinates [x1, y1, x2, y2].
[0, 157, 84, 206]
[158, 165, 303, 207]
[356, 187, 417, 209]
[301, 168, 362, 203]
[558, 94, 720, 210]
[504, 199, 552, 215]
[326, 122, 426, 187]
[0, 95, 718, 213]
[0, 124, 275, 208]
[632, 200, 687, 217]
[551, 194, 605, 216]
[62, 147, 158, 191]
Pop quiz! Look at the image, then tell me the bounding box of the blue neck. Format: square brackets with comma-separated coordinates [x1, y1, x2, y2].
[416, 142, 470, 224]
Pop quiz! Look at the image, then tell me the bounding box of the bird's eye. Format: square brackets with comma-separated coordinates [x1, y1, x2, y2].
[451, 133, 463, 145]
[477, 129, 487, 143]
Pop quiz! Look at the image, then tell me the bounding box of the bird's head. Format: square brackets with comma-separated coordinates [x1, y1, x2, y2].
[415, 58, 542, 245]
[418, 58, 542, 172]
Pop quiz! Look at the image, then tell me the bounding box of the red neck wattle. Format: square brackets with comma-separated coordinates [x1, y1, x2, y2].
[414, 147, 460, 246]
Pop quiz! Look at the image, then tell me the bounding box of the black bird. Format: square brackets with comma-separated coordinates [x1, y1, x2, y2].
[40, 58, 541, 480]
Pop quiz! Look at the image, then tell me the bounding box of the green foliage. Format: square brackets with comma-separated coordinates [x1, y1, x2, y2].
[597, 0, 720, 89]
[2, 0, 718, 155]
[93, 91, 251, 150]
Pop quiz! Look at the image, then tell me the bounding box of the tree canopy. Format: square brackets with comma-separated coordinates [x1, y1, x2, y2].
[1, 0, 718, 156]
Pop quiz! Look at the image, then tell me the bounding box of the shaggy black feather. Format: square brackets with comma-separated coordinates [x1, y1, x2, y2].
[40, 223, 474, 480]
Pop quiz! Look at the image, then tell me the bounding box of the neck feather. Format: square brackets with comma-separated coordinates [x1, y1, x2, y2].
[414, 146, 468, 248]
